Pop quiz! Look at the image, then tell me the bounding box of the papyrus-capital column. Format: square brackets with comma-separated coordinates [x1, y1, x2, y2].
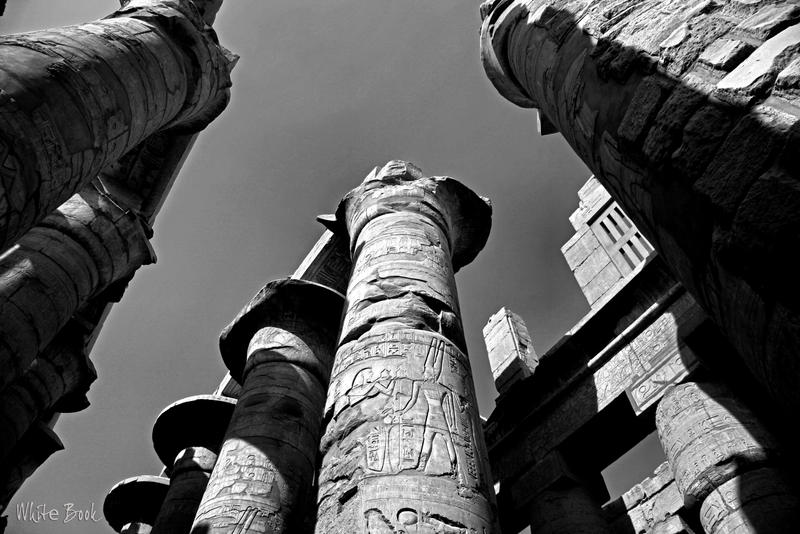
[656, 381, 800, 533]
[317, 161, 499, 533]
[0, 0, 236, 250]
[0, 323, 94, 462]
[150, 394, 235, 534]
[190, 278, 344, 533]
[0, 186, 155, 392]
[104, 475, 170, 534]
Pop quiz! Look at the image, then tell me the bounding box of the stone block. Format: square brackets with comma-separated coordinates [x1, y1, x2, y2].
[483, 307, 538, 394]
[582, 260, 622, 305]
[574, 247, 612, 287]
[562, 229, 601, 270]
[735, 4, 800, 41]
[715, 24, 800, 104]
[699, 38, 754, 70]
[775, 56, 800, 104]
[652, 515, 696, 534]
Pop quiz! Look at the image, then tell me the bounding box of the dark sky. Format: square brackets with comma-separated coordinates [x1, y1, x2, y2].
[2, 2, 660, 532]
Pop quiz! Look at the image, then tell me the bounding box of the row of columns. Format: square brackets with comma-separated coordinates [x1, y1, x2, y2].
[104, 161, 500, 533]
[0, 0, 235, 511]
[513, 377, 800, 534]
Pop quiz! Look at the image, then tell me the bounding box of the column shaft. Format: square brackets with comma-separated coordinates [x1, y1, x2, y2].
[0, 185, 154, 391]
[480, 0, 800, 410]
[0, 0, 234, 249]
[191, 280, 342, 533]
[0, 325, 93, 461]
[317, 161, 498, 533]
[152, 447, 217, 534]
[656, 381, 800, 533]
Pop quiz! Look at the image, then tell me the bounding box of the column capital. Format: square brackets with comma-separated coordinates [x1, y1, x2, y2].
[336, 160, 492, 272]
[151, 394, 235, 468]
[479, 0, 539, 109]
[104, 475, 169, 533]
[219, 278, 344, 383]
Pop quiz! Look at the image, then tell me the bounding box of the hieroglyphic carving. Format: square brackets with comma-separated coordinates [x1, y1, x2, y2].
[316, 161, 497, 533]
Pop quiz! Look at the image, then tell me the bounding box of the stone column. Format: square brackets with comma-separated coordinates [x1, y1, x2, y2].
[479, 0, 800, 411]
[0, 422, 63, 513]
[0, 323, 94, 461]
[0, 185, 154, 392]
[150, 395, 236, 534]
[0, 0, 235, 250]
[656, 381, 800, 533]
[316, 161, 499, 533]
[104, 475, 170, 534]
[190, 278, 344, 533]
[528, 484, 611, 534]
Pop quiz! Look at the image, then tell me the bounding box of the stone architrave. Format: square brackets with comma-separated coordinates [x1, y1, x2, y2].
[0, 0, 235, 250]
[656, 381, 800, 532]
[0, 185, 155, 392]
[316, 161, 499, 533]
[0, 323, 94, 461]
[190, 278, 344, 533]
[104, 475, 170, 534]
[479, 0, 800, 412]
[150, 394, 236, 534]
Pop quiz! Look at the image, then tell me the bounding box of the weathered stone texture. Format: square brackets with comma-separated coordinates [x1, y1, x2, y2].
[317, 161, 498, 533]
[480, 0, 800, 411]
[0, 324, 94, 462]
[0, 0, 235, 251]
[483, 307, 538, 394]
[0, 185, 154, 392]
[605, 462, 689, 534]
[150, 395, 235, 534]
[191, 279, 343, 534]
[656, 381, 800, 532]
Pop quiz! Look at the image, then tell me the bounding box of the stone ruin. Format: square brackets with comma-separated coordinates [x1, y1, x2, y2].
[1, 0, 799, 533]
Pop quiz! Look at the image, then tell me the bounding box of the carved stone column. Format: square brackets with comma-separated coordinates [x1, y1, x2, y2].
[150, 395, 235, 534]
[0, 323, 94, 461]
[0, 0, 235, 250]
[656, 381, 800, 533]
[480, 0, 800, 412]
[104, 475, 170, 534]
[0, 423, 63, 513]
[190, 278, 344, 533]
[316, 161, 499, 533]
[0, 185, 154, 392]
[528, 484, 611, 534]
